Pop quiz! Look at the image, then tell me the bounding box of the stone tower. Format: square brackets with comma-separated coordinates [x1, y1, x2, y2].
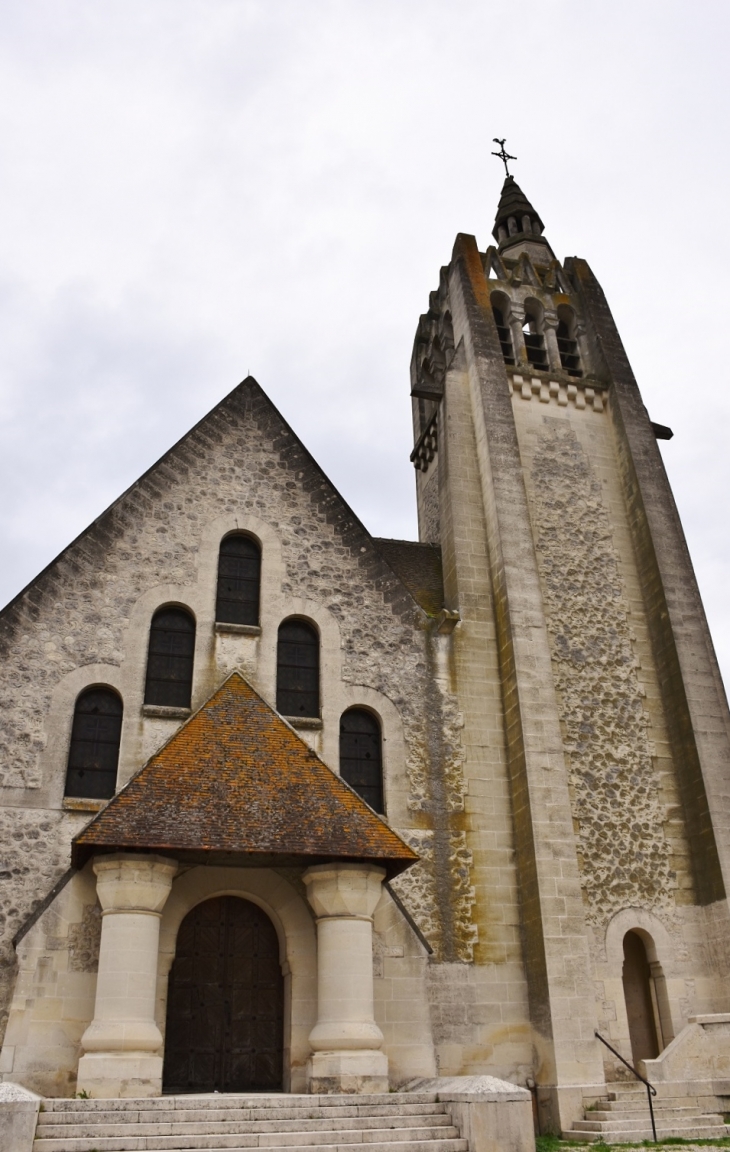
[409, 175, 730, 1131]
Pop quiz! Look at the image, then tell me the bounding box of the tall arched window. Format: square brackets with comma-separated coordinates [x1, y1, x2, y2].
[339, 709, 384, 813]
[144, 607, 196, 708]
[523, 304, 548, 371]
[556, 306, 582, 377]
[276, 619, 319, 718]
[65, 687, 123, 799]
[216, 534, 261, 626]
[491, 295, 515, 365]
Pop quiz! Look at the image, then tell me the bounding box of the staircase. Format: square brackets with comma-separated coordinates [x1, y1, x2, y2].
[33, 1092, 469, 1152]
[564, 1083, 730, 1142]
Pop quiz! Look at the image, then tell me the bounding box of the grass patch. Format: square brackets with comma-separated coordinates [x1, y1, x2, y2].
[536, 1139, 730, 1150]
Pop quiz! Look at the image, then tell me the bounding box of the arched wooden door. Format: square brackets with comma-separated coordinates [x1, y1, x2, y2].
[622, 930, 659, 1064]
[163, 896, 284, 1093]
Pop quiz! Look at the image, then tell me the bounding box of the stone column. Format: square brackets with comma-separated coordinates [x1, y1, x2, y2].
[303, 863, 388, 1093]
[508, 304, 528, 367]
[77, 854, 177, 1098]
[542, 315, 562, 373]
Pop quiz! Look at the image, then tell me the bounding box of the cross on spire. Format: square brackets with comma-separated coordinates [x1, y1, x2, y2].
[492, 138, 517, 179]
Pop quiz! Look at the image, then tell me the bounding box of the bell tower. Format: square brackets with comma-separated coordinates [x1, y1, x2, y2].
[409, 174, 730, 1133]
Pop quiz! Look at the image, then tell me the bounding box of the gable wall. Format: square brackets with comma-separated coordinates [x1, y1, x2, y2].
[0, 382, 472, 1077]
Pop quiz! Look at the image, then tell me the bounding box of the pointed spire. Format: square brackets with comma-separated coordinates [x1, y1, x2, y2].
[492, 176, 545, 244]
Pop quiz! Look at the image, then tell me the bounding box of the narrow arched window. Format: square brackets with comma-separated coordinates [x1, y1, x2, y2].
[556, 307, 582, 377]
[276, 619, 319, 718]
[339, 709, 384, 813]
[523, 307, 548, 371]
[491, 299, 515, 365]
[216, 534, 261, 626]
[144, 607, 196, 708]
[65, 687, 123, 799]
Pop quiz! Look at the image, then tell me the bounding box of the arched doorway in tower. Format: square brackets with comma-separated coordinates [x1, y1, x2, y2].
[622, 930, 659, 1065]
[163, 896, 284, 1093]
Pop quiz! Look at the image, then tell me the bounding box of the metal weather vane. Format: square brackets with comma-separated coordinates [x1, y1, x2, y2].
[492, 138, 516, 178]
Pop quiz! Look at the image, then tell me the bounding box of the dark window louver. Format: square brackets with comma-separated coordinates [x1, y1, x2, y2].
[492, 305, 515, 365]
[524, 330, 548, 370]
[144, 607, 196, 708]
[65, 687, 123, 799]
[556, 319, 583, 377]
[276, 620, 319, 718]
[216, 535, 261, 626]
[339, 708, 384, 813]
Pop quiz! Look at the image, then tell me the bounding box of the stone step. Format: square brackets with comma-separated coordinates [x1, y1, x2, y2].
[32, 1094, 464, 1152]
[573, 1113, 724, 1133]
[603, 1097, 706, 1111]
[563, 1127, 729, 1143]
[584, 1105, 709, 1121]
[40, 1095, 440, 1114]
[38, 1104, 449, 1125]
[36, 1115, 455, 1140]
[32, 1137, 468, 1152]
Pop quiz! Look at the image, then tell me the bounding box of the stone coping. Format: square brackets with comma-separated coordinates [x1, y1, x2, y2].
[0, 1082, 42, 1101]
[401, 1075, 532, 1102]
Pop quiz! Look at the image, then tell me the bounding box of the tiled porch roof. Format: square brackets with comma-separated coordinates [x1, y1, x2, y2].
[72, 672, 418, 876]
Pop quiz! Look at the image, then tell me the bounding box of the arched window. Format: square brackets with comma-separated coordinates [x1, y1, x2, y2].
[522, 305, 548, 371]
[216, 534, 261, 626]
[556, 306, 582, 377]
[276, 619, 319, 718]
[339, 709, 384, 813]
[144, 607, 196, 708]
[65, 687, 123, 799]
[491, 295, 515, 365]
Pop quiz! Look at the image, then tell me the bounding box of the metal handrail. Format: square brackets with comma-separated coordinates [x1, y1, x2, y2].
[595, 1030, 657, 1142]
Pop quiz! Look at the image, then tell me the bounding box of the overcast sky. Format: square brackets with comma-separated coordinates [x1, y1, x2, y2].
[1, 0, 729, 687]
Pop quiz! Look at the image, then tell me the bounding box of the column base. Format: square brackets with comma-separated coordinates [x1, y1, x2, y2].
[76, 1052, 163, 1099]
[308, 1049, 388, 1094]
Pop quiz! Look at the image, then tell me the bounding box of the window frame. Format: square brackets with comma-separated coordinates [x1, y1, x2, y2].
[64, 685, 123, 800]
[144, 605, 197, 709]
[339, 706, 384, 814]
[215, 532, 262, 627]
[276, 617, 320, 719]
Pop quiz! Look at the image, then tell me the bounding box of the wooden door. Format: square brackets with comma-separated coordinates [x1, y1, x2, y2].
[163, 895, 284, 1092]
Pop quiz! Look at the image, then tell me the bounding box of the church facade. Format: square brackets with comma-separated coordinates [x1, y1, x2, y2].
[2, 178, 730, 1135]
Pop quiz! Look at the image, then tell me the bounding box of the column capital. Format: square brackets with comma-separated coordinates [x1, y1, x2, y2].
[92, 854, 177, 914]
[303, 863, 386, 920]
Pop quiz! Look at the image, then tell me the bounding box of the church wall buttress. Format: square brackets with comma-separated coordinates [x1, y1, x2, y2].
[569, 259, 730, 914]
[510, 367, 727, 1048]
[423, 348, 532, 1081]
[513, 397, 680, 926]
[445, 234, 605, 1125]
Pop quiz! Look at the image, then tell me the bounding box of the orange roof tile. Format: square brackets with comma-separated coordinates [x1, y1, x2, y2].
[72, 673, 418, 876]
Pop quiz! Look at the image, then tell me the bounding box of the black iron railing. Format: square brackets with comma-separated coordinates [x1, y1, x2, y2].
[595, 1030, 657, 1142]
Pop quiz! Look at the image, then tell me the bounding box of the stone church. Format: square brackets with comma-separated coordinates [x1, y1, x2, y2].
[2, 175, 730, 1138]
